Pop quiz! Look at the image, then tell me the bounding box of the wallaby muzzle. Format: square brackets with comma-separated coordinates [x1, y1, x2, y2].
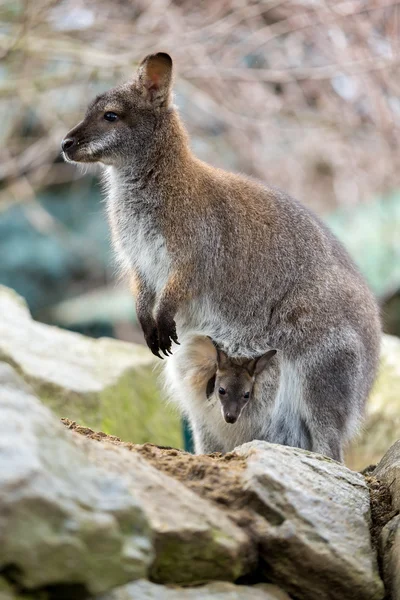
[221, 401, 247, 424]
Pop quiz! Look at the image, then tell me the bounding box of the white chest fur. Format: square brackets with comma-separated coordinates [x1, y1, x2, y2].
[104, 167, 171, 292]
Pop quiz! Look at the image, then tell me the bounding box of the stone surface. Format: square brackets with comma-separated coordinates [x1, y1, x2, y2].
[0, 578, 19, 600]
[380, 515, 400, 600]
[374, 438, 400, 511]
[347, 334, 400, 470]
[235, 441, 384, 600]
[100, 580, 290, 600]
[0, 285, 181, 446]
[0, 363, 153, 594]
[374, 440, 400, 600]
[71, 433, 255, 585]
[0, 361, 253, 592]
[0, 577, 35, 600]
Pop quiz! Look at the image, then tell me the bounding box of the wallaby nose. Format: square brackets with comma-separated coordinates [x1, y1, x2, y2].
[61, 137, 75, 152]
[225, 413, 237, 424]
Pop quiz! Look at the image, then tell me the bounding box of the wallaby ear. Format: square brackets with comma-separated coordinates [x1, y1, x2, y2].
[246, 349, 277, 377]
[206, 374, 216, 399]
[137, 52, 173, 107]
[216, 347, 230, 369]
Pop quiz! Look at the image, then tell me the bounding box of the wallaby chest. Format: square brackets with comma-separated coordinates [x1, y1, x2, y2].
[106, 168, 171, 291]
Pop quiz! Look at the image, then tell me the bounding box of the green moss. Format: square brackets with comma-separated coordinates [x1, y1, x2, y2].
[0, 577, 40, 600]
[39, 366, 182, 448]
[99, 368, 182, 447]
[150, 530, 245, 585]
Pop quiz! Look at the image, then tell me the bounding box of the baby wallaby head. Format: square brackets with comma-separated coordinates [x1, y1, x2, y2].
[61, 52, 174, 166]
[215, 347, 277, 424]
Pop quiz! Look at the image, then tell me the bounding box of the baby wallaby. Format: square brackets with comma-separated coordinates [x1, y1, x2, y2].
[167, 334, 280, 453]
[209, 346, 277, 424]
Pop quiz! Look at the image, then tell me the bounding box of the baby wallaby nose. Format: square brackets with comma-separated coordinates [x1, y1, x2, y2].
[61, 137, 75, 152]
[224, 413, 237, 424]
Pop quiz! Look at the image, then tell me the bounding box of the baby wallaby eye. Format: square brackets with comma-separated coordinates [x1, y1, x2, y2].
[244, 392, 250, 399]
[218, 387, 226, 396]
[104, 112, 118, 122]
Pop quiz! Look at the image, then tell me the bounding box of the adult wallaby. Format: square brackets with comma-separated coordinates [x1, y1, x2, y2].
[62, 52, 381, 461]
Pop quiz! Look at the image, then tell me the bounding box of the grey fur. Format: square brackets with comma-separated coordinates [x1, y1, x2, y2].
[62, 53, 381, 461]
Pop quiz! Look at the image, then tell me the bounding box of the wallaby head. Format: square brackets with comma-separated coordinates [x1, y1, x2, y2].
[61, 52, 174, 166]
[214, 347, 277, 425]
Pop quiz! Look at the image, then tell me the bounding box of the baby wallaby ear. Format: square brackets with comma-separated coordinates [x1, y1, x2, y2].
[137, 52, 173, 107]
[246, 349, 277, 377]
[216, 346, 230, 370]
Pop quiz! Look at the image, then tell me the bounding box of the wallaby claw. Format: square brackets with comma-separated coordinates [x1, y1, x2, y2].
[171, 334, 180, 345]
[149, 342, 163, 360]
[158, 334, 172, 357]
[143, 325, 164, 359]
[156, 317, 178, 357]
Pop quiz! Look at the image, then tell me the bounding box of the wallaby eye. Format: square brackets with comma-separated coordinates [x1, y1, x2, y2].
[244, 392, 250, 399]
[218, 387, 226, 396]
[104, 112, 118, 122]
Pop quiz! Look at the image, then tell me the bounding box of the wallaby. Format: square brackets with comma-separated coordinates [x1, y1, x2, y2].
[210, 343, 277, 424]
[62, 52, 381, 461]
[166, 335, 280, 453]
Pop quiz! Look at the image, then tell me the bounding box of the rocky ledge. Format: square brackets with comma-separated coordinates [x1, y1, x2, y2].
[1, 361, 400, 599]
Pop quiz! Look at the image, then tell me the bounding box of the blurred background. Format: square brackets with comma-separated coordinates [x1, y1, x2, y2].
[1, 0, 400, 341]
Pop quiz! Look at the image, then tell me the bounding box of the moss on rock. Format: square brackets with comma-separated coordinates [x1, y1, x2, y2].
[0, 285, 181, 447]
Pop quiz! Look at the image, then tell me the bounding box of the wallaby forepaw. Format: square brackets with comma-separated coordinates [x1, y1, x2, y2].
[143, 326, 163, 359]
[157, 317, 178, 357]
[142, 317, 178, 358]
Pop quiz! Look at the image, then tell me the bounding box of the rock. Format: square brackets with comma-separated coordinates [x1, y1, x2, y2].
[373, 438, 400, 511]
[0, 578, 36, 600]
[235, 441, 384, 600]
[0, 285, 181, 447]
[346, 334, 400, 470]
[380, 515, 400, 600]
[0, 362, 253, 592]
[71, 433, 255, 584]
[373, 440, 400, 599]
[0, 578, 18, 600]
[0, 363, 153, 594]
[99, 580, 291, 599]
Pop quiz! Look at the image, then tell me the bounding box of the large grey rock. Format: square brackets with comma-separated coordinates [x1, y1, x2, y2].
[100, 580, 290, 600]
[0, 361, 253, 591]
[0, 363, 153, 594]
[72, 433, 255, 584]
[374, 438, 400, 511]
[380, 515, 400, 600]
[0, 285, 181, 446]
[0, 286, 151, 397]
[235, 441, 384, 600]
